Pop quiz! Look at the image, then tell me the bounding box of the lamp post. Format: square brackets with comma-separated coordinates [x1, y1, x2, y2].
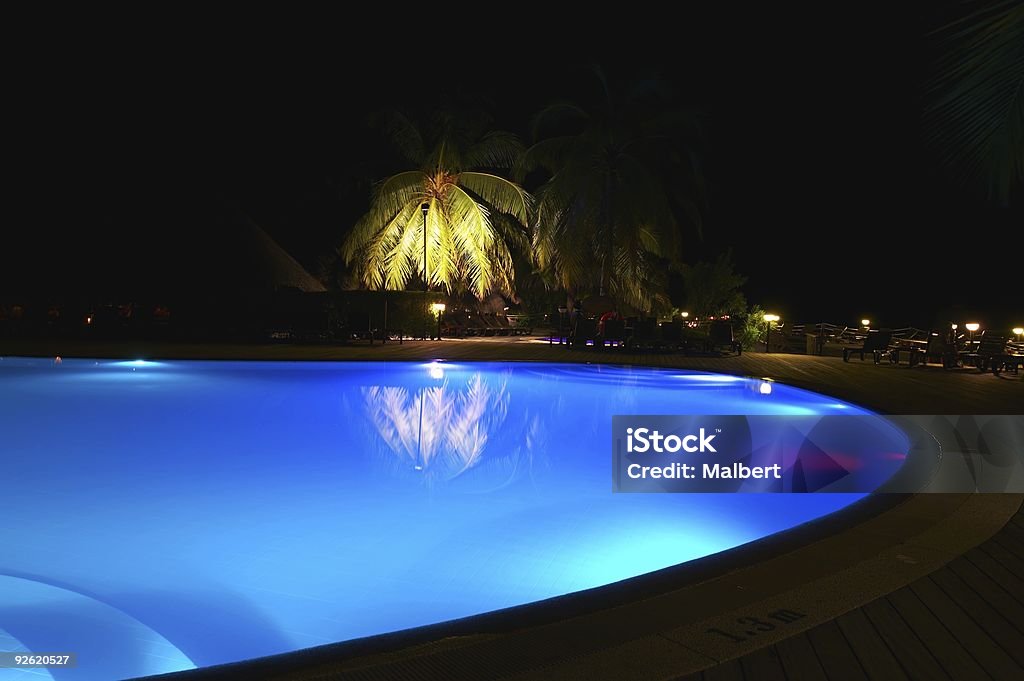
[965, 322, 980, 345]
[421, 203, 430, 293]
[763, 314, 779, 353]
[861, 318, 871, 329]
[431, 302, 446, 341]
[1013, 327, 1023, 348]
[557, 306, 568, 345]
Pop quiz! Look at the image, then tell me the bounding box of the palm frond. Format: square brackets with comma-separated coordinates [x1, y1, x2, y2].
[379, 110, 426, 165]
[530, 101, 590, 139]
[447, 184, 496, 298]
[924, 2, 1024, 203]
[459, 172, 533, 225]
[463, 131, 524, 170]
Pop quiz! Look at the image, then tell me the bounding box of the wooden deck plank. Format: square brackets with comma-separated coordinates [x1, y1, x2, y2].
[669, 671, 703, 681]
[964, 548, 1024, 606]
[977, 542, 1024, 586]
[833, 609, 908, 681]
[861, 598, 950, 681]
[774, 633, 828, 680]
[991, 530, 1024, 563]
[737, 646, 786, 681]
[928, 570, 1024, 666]
[909, 577, 1019, 678]
[700, 659, 745, 681]
[885, 587, 988, 680]
[946, 557, 1024, 632]
[805, 621, 867, 681]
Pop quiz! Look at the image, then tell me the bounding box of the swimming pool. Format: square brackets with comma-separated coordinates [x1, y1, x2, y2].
[0, 359, 905, 680]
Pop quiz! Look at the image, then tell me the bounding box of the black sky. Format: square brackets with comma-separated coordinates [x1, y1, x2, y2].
[7, 6, 1021, 329]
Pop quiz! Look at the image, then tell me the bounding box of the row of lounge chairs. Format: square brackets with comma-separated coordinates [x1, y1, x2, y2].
[842, 329, 1022, 375]
[442, 312, 530, 337]
[564, 318, 742, 355]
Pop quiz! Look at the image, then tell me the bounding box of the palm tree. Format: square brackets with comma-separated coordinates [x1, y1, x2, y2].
[523, 67, 704, 313]
[924, 1, 1023, 205]
[341, 110, 532, 299]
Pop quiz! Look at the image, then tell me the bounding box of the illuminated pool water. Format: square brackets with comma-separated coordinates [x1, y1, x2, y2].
[0, 359, 904, 680]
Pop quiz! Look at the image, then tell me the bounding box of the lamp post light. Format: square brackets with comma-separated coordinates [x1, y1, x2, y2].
[763, 314, 780, 353]
[861, 319, 871, 329]
[1013, 327, 1023, 347]
[421, 203, 430, 293]
[965, 322, 980, 344]
[431, 302, 446, 341]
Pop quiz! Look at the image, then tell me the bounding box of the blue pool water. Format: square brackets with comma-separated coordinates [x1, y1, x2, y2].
[0, 359, 903, 680]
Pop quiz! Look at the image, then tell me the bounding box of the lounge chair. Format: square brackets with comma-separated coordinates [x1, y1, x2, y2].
[476, 313, 498, 336]
[570, 316, 598, 348]
[659, 321, 684, 351]
[706, 320, 742, 355]
[600, 318, 627, 348]
[626, 318, 659, 350]
[455, 312, 483, 336]
[961, 332, 1023, 374]
[895, 330, 958, 368]
[842, 329, 893, 364]
[492, 314, 513, 336]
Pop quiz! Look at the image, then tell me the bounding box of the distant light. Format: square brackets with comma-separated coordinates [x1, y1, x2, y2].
[54, 356, 62, 365]
[680, 311, 689, 318]
[965, 323, 980, 332]
[763, 314, 780, 322]
[111, 360, 164, 370]
[951, 324, 958, 330]
[861, 319, 871, 327]
[426, 361, 445, 379]
[759, 381, 773, 395]
[85, 316, 93, 325]
[1013, 327, 1023, 336]
[430, 303, 446, 313]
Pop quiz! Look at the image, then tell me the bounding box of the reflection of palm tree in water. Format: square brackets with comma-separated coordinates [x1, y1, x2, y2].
[364, 372, 537, 485]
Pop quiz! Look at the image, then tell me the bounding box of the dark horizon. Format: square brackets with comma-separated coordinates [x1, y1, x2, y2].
[6, 6, 1021, 330]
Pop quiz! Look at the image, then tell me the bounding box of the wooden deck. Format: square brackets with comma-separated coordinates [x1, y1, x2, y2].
[675, 502, 1024, 681]
[4, 337, 1023, 680]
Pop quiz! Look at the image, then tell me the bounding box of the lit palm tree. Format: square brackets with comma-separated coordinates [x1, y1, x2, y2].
[341, 110, 533, 299]
[523, 67, 704, 313]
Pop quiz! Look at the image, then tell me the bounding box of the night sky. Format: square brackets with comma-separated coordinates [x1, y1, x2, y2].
[7, 6, 1021, 329]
